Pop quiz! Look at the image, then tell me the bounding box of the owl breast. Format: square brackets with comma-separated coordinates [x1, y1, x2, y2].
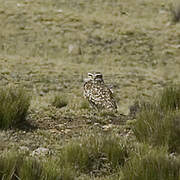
[83, 80, 117, 111]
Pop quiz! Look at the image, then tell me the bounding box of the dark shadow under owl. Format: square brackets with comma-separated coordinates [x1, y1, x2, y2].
[83, 72, 117, 112]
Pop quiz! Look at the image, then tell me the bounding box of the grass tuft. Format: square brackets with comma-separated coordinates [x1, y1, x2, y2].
[19, 158, 44, 180]
[170, 3, 180, 23]
[0, 152, 20, 180]
[159, 86, 180, 111]
[122, 146, 180, 180]
[51, 93, 68, 108]
[132, 86, 180, 153]
[0, 152, 75, 180]
[59, 134, 129, 175]
[0, 85, 31, 129]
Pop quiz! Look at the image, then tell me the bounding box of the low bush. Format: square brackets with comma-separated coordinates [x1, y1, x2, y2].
[132, 106, 170, 146]
[170, 3, 180, 23]
[0, 152, 75, 180]
[122, 146, 180, 180]
[19, 158, 44, 180]
[0, 152, 21, 180]
[51, 93, 68, 108]
[59, 134, 129, 175]
[132, 86, 180, 153]
[0, 85, 31, 129]
[159, 86, 180, 111]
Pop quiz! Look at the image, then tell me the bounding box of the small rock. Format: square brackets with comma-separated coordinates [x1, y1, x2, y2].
[166, 22, 171, 27]
[68, 44, 74, 54]
[31, 147, 49, 156]
[94, 123, 100, 127]
[42, 87, 49, 93]
[19, 146, 29, 152]
[68, 44, 81, 55]
[64, 129, 71, 134]
[50, 129, 59, 133]
[56, 86, 62, 91]
[17, 3, 23, 7]
[57, 9, 63, 13]
[55, 124, 66, 130]
[102, 124, 113, 131]
[39, 91, 45, 96]
[87, 120, 92, 124]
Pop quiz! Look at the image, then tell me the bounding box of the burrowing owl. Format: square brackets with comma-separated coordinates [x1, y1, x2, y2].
[83, 72, 117, 112]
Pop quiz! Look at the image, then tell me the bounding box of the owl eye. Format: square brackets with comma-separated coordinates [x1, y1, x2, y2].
[96, 75, 102, 79]
[88, 73, 93, 78]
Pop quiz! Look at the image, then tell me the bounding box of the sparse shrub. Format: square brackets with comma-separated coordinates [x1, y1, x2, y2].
[0, 152, 32, 180]
[0, 152, 75, 180]
[122, 146, 180, 180]
[132, 106, 170, 146]
[44, 165, 75, 180]
[168, 113, 180, 153]
[59, 134, 129, 175]
[0, 85, 31, 129]
[132, 86, 180, 153]
[52, 93, 68, 108]
[41, 158, 61, 180]
[170, 3, 180, 23]
[0, 153, 43, 180]
[19, 158, 44, 180]
[102, 135, 128, 168]
[159, 86, 180, 111]
[0, 152, 21, 180]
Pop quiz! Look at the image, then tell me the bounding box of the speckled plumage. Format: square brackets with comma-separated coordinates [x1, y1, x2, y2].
[83, 72, 117, 111]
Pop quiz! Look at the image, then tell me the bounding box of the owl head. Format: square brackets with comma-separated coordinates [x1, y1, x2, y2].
[87, 72, 104, 83]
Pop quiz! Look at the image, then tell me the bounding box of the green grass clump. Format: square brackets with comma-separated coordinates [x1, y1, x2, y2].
[19, 158, 44, 180]
[170, 2, 180, 23]
[0, 85, 31, 129]
[159, 86, 180, 111]
[132, 86, 180, 153]
[0, 152, 43, 180]
[132, 106, 170, 146]
[59, 134, 129, 175]
[122, 146, 180, 180]
[0, 152, 22, 180]
[51, 94, 68, 108]
[0, 152, 75, 180]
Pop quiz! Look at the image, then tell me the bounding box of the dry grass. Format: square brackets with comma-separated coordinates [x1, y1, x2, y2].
[0, 85, 31, 129]
[51, 93, 69, 108]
